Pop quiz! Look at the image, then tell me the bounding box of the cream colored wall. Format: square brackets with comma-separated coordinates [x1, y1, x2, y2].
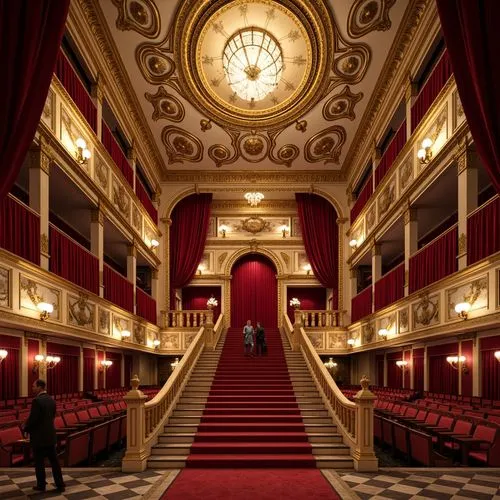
[132, 353, 158, 386]
[351, 351, 377, 386]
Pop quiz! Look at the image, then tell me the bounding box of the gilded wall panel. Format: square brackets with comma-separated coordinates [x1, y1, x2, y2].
[412, 293, 440, 329]
[20, 275, 61, 321]
[41, 88, 55, 131]
[446, 276, 488, 321]
[453, 90, 465, 131]
[398, 154, 413, 193]
[362, 322, 375, 344]
[112, 176, 131, 219]
[327, 331, 347, 349]
[134, 323, 146, 345]
[131, 203, 142, 233]
[0, 267, 10, 308]
[98, 308, 110, 335]
[365, 204, 376, 233]
[398, 307, 409, 334]
[377, 176, 396, 218]
[68, 293, 96, 330]
[307, 332, 324, 350]
[113, 316, 130, 340]
[161, 331, 180, 350]
[184, 331, 196, 349]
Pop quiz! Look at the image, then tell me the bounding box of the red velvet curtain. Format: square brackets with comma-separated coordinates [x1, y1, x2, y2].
[286, 287, 326, 323]
[375, 121, 407, 187]
[467, 197, 500, 265]
[413, 348, 424, 393]
[103, 264, 134, 313]
[0, 0, 70, 203]
[350, 174, 373, 224]
[411, 50, 453, 133]
[409, 226, 457, 293]
[54, 50, 97, 131]
[49, 225, 99, 295]
[230, 254, 278, 328]
[351, 286, 372, 323]
[27, 339, 39, 390]
[182, 286, 222, 322]
[83, 348, 95, 392]
[136, 287, 157, 324]
[295, 193, 339, 307]
[135, 176, 158, 224]
[46, 342, 80, 395]
[124, 354, 132, 388]
[436, 1, 500, 193]
[387, 352, 403, 389]
[0, 195, 40, 264]
[104, 352, 122, 389]
[480, 336, 500, 400]
[374, 263, 404, 311]
[101, 121, 133, 187]
[461, 340, 473, 397]
[0, 335, 20, 400]
[169, 194, 212, 307]
[429, 354, 458, 395]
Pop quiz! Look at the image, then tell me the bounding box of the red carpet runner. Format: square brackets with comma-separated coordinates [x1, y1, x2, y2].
[162, 469, 342, 499]
[186, 327, 316, 467]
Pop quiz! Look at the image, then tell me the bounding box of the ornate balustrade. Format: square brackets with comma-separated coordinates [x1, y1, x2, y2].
[211, 313, 226, 350]
[291, 315, 377, 471]
[122, 325, 206, 472]
[161, 309, 209, 328]
[300, 309, 342, 328]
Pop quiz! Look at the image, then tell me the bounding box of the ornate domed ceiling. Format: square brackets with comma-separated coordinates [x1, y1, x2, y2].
[93, 0, 413, 174]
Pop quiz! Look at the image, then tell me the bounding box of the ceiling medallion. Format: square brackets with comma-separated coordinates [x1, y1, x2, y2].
[174, 0, 334, 129]
[244, 192, 264, 207]
[347, 0, 396, 38]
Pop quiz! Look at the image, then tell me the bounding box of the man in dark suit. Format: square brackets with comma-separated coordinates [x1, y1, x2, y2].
[24, 379, 65, 493]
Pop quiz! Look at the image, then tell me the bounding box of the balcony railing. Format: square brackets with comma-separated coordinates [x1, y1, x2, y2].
[351, 285, 372, 323]
[103, 264, 134, 313]
[374, 263, 404, 312]
[101, 121, 134, 188]
[162, 310, 209, 328]
[350, 174, 373, 224]
[301, 310, 342, 328]
[467, 196, 500, 265]
[136, 287, 157, 325]
[135, 176, 157, 225]
[375, 121, 407, 188]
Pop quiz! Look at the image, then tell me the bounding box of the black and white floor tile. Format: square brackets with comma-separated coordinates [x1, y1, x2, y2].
[338, 468, 500, 500]
[0, 468, 172, 499]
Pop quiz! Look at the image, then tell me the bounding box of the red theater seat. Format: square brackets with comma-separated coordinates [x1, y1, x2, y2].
[63, 430, 90, 466]
[0, 426, 29, 466]
[409, 429, 452, 466]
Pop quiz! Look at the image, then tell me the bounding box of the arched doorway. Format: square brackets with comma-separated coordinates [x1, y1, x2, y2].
[230, 253, 278, 328]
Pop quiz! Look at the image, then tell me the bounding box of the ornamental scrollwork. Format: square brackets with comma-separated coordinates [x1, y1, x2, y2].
[68, 293, 94, 328]
[347, 0, 396, 38]
[414, 293, 439, 327]
[145, 86, 185, 123]
[304, 126, 347, 164]
[111, 0, 161, 38]
[323, 86, 363, 121]
[161, 126, 204, 164]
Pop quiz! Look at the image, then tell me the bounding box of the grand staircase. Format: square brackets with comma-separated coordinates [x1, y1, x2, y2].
[148, 326, 353, 468]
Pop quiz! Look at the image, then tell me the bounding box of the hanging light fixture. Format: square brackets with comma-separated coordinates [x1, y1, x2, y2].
[244, 192, 264, 207]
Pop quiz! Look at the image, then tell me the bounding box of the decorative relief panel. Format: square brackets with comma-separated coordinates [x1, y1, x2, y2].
[365, 204, 376, 232]
[307, 332, 324, 350]
[347, 0, 396, 38]
[295, 252, 310, 273]
[94, 155, 110, 195]
[323, 86, 363, 122]
[398, 307, 409, 334]
[112, 177, 130, 219]
[207, 217, 217, 237]
[113, 316, 130, 339]
[112, 0, 161, 38]
[304, 126, 347, 164]
[41, 88, 55, 131]
[68, 293, 95, 330]
[446, 276, 488, 321]
[418, 104, 448, 173]
[184, 331, 196, 349]
[453, 90, 465, 131]
[362, 322, 375, 344]
[218, 216, 289, 238]
[134, 323, 146, 345]
[327, 332, 347, 349]
[20, 275, 61, 321]
[377, 176, 396, 218]
[412, 293, 439, 329]
[399, 154, 413, 193]
[131, 204, 142, 233]
[60, 108, 89, 173]
[98, 308, 110, 335]
[0, 267, 10, 308]
[198, 252, 213, 273]
[291, 217, 302, 237]
[161, 331, 180, 350]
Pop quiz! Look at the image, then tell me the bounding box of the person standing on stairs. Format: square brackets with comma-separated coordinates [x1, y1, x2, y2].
[255, 322, 266, 356]
[243, 319, 254, 356]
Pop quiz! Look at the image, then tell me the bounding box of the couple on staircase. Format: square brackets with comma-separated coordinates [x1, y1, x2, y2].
[243, 319, 266, 357]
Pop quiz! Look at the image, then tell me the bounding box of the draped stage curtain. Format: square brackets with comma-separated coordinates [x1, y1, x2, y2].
[49, 226, 99, 295]
[54, 50, 97, 131]
[295, 193, 339, 308]
[480, 336, 500, 400]
[83, 348, 95, 392]
[0, 0, 70, 202]
[182, 286, 222, 322]
[375, 121, 407, 187]
[0, 196, 40, 264]
[169, 193, 212, 308]
[374, 263, 404, 311]
[413, 348, 425, 393]
[0, 335, 20, 400]
[409, 226, 457, 293]
[46, 349, 79, 395]
[467, 197, 500, 265]
[436, 1, 500, 193]
[286, 287, 326, 323]
[350, 175, 373, 224]
[230, 254, 278, 328]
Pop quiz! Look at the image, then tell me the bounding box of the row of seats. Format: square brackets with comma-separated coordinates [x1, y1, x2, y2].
[341, 385, 418, 401]
[375, 399, 500, 466]
[416, 399, 500, 423]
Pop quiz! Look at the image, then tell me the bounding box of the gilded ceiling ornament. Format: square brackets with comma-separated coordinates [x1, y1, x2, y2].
[161, 126, 204, 164]
[40, 233, 49, 255]
[218, 252, 228, 267]
[145, 86, 185, 122]
[242, 137, 265, 156]
[111, 0, 161, 38]
[200, 119, 212, 132]
[323, 86, 363, 121]
[268, 128, 300, 168]
[240, 216, 271, 234]
[136, 45, 175, 84]
[295, 120, 307, 132]
[347, 0, 396, 39]
[304, 126, 347, 164]
[208, 144, 236, 168]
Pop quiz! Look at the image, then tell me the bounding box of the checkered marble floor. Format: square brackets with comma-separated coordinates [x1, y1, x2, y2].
[338, 468, 500, 500]
[0, 468, 170, 499]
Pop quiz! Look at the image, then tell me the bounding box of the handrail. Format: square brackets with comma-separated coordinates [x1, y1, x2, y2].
[49, 223, 95, 257]
[212, 313, 225, 349]
[7, 193, 40, 217]
[297, 325, 378, 470]
[283, 314, 293, 345]
[122, 325, 205, 472]
[467, 194, 499, 219]
[162, 309, 208, 328]
[300, 310, 342, 328]
[412, 222, 458, 258]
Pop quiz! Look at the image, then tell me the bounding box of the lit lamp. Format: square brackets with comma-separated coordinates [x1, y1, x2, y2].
[99, 359, 113, 371]
[207, 296, 218, 310]
[446, 355, 468, 374]
[347, 338, 355, 347]
[219, 225, 228, 238]
[33, 354, 61, 373]
[244, 192, 264, 207]
[378, 328, 389, 340]
[349, 239, 358, 249]
[455, 302, 471, 320]
[396, 360, 408, 369]
[153, 339, 161, 349]
[75, 138, 91, 165]
[0, 349, 8, 364]
[289, 297, 301, 310]
[303, 263, 312, 275]
[324, 357, 338, 372]
[197, 264, 205, 275]
[494, 351, 500, 362]
[417, 138, 433, 164]
[280, 225, 290, 238]
[171, 357, 180, 371]
[121, 330, 131, 340]
[37, 302, 54, 321]
[150, 239, 159, 249]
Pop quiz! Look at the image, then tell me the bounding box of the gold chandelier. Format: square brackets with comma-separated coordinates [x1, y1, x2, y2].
[244, 192, 264, 207]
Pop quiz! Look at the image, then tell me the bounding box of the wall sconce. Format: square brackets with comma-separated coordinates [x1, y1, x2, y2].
[494, 351, 500, 362]
[280, 225, 290, 238]
[37, 302, 54, 321]
[99, 359, 113, 372]
[121, 330, 131, 340]
[347, 338, 355, 347]
[197, 264, 205, 275]
[417, 138, 433, 164]
[75, 138, 91, 165]
[324, 357, 338, 371]
[0, 349, 8, 364]
[446, 355, 468, 374]
[303, 263, 312, 275]
[289, 297, 301, 309]
[219, 225, 228, 238]
[349, 239, 358, 249]
[455, 302, 471, 320]
[396, 360, 408, 370]
[171, 357, 179, 371]
[150, 239, 159, 249]
[153, 339, 160, 349]
[378, 328, 389, 340]
[207, 296, 218, 309]
[33, 354, 60, 373]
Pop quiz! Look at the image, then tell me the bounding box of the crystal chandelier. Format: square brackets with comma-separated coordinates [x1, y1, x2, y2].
[244, 192, 264, 207]
[223, 28, 283, 102]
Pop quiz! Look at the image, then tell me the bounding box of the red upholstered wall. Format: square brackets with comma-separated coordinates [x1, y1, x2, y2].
[105, 352, 122, 389]
[480, 335, 500, 400]
[461, 340, 473, 397]
[386, 351, 403, 389]
[182, 286, 222, 322]
[0, 334, 20, 399]
[427, 343, 459, 395]
[97, 350, 104, 389]
[286, 287, 326, 323]
[46, 342, 79, 395]
[83, 348, 95, 392]
[413, 348, 425, 393]
[376, 355, 384, 386]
